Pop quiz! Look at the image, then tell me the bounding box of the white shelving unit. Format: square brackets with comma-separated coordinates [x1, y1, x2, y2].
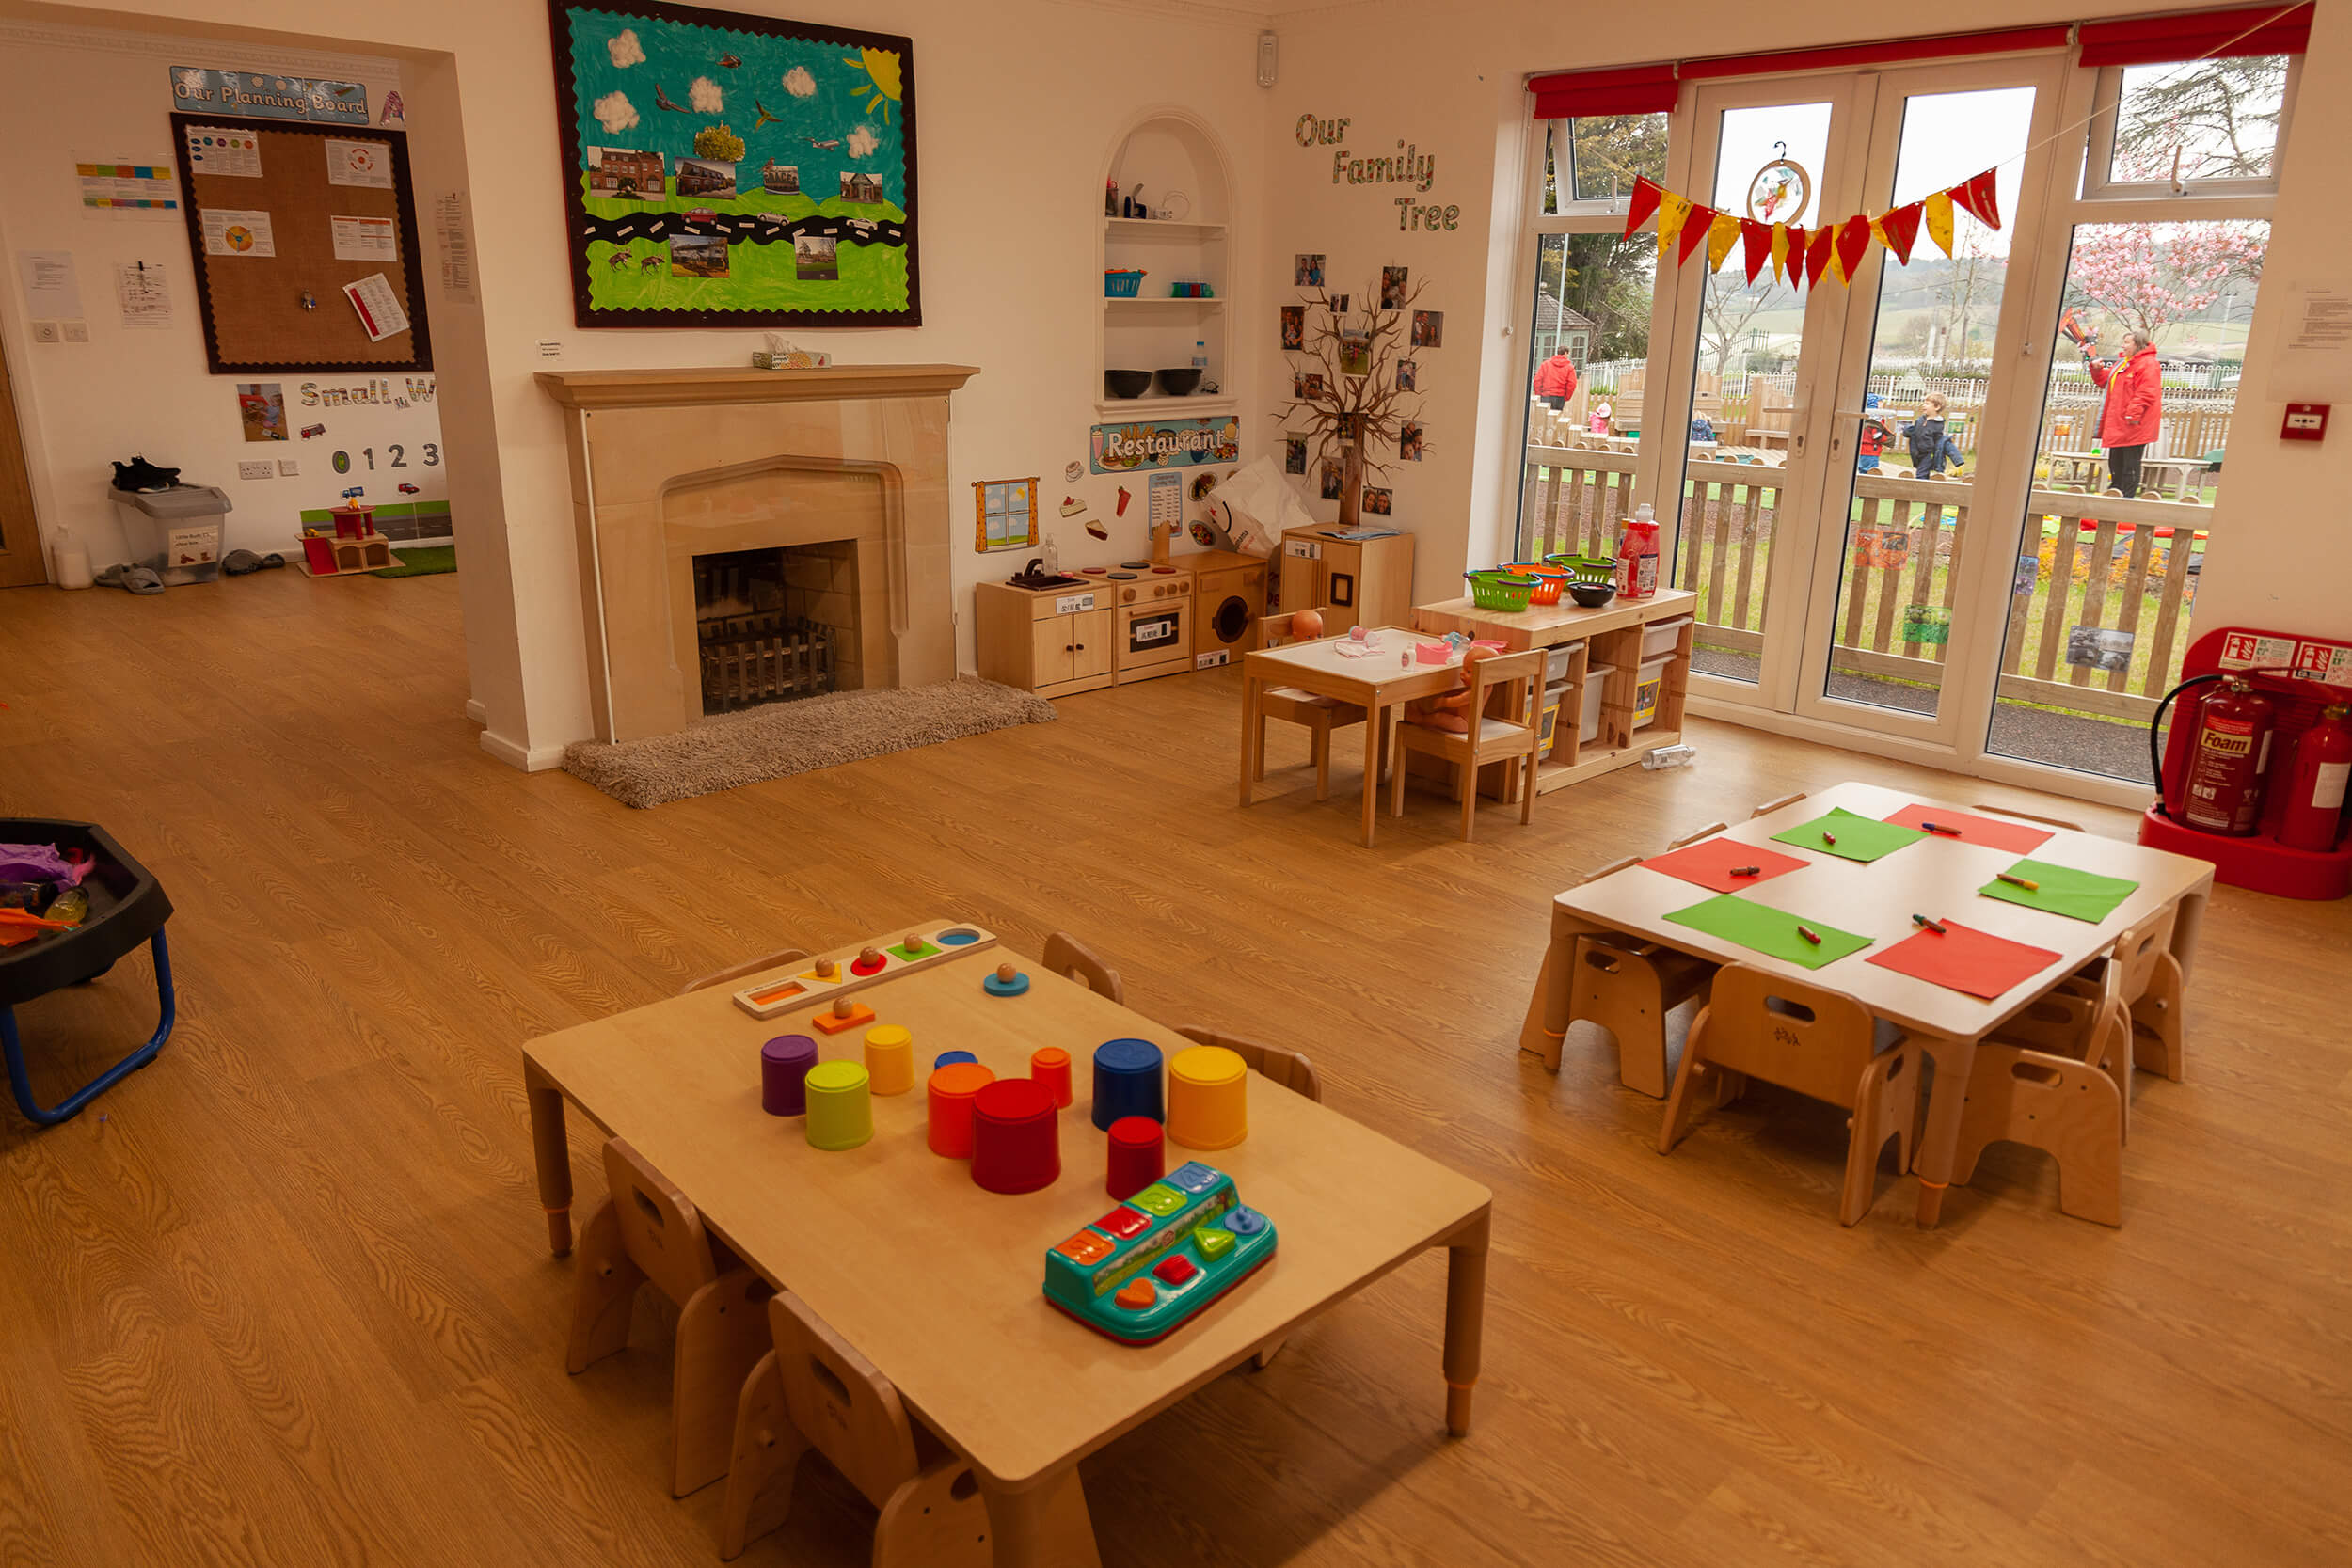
[1097, 113, 1234, 422]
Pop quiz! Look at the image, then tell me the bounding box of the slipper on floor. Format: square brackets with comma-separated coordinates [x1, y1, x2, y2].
[260, 552, 285, 570]
[221, 549, 262, 576]
[121, 565, 165, 595]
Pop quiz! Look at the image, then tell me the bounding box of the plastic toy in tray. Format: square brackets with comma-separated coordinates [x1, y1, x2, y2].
[1043, 1162, 1276, 1345]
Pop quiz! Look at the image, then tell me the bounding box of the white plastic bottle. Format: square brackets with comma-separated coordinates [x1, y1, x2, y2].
[1192, 339, 1208, 373]
[51, 525, 94, 589]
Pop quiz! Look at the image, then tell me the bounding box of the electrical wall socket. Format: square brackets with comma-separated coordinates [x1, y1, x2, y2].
[278, 458, 300, 477]
[61, 320, 88, 342]
[237, 460, 275, 480]
[29, 321, 58, 343]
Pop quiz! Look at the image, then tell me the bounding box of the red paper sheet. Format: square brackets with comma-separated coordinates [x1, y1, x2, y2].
[1638, 836, 1811, 894]
[1882, 804, 2055, 855]
[1865, 920, 2062, 1000]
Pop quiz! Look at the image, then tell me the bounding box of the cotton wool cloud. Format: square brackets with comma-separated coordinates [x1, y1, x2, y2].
[782, 66, 815, 98]
[594, 90, 639, 134]
[691, 76, 723, 114]
[606, 29, 644, 69]
[847, 124, 879, 159]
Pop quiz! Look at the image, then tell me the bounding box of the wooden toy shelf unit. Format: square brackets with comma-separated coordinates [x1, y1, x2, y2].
[1096, 111, 1232, 416]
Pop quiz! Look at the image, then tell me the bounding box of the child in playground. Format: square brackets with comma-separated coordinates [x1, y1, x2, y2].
[1903, 393, 1965, 479]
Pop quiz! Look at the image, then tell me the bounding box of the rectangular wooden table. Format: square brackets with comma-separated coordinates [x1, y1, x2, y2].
[1239, 625, 1470, 847]
[525, 934, 1492, 1565]
[1517, 782, 2214, 1226]
[2044, 450, 2207, 500]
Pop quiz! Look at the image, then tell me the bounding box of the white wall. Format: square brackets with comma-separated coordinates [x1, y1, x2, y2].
[0, 21, 448, 564]
[1263, 0, 2352, 644]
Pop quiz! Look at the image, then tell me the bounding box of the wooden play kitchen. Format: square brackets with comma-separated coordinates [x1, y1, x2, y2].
[522, 925, 1492, 1566]
[1518, 783, 2214, 1227]
[1413, 584, 1697, 793]
[977, 549, 1267, 695]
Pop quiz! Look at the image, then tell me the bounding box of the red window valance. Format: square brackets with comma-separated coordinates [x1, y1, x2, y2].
[2078, 3, 2312, 68]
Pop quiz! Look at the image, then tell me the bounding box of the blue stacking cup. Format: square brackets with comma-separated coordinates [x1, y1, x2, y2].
[1091, 1037, 1165, 1131]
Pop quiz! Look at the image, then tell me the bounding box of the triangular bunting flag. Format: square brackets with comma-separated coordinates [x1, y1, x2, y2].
[1804, 225, 1834, 287]
[1950, 169, 2001, 230]
[1923, 190, 1955, 258]
[1677, 202, 1718, 266]
[1623, 176, 1661, 239]
[1832, 215, 1872, 285]
[1706, 211, 1742, 272]
[1655, 191, 1692, 260]
[1740, 218, 1773, 283]
[1872, 202, 1923, 265]
[1777, 223, 1804, 286]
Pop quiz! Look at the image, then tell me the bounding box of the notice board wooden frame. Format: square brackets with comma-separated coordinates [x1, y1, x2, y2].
[169, 114, 433, 374]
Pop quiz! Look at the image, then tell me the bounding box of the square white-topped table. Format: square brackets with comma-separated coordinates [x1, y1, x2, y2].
[1239, 626, 1470, 847]
[1518, 782, 2214, 1226]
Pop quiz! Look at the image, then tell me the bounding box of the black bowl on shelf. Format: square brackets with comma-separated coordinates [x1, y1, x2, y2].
[1104, 369, 1152, 399]
[1567, 580, 1617, 609]
[1152, 367, 1203, 397]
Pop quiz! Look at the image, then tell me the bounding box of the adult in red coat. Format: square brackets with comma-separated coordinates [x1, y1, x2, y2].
[1533, 351, 1578, 410]
[2086, 330, 2163, 497]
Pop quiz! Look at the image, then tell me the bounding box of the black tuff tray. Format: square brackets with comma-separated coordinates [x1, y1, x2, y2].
[0, 819, 172, 1007]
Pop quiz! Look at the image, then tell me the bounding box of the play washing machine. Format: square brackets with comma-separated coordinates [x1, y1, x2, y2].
[1191, 552, 1267, 669]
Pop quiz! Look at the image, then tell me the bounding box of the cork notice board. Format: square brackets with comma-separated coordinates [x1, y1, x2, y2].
[170, 114, 432, 374]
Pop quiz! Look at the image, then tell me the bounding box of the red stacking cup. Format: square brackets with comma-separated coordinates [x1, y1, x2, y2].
[1105, 1115, 1164, 1200]
[927, 1061, 997, 1158]
[970, 1078, 1059, 1195]
[1029, 1046, 1073, 1108]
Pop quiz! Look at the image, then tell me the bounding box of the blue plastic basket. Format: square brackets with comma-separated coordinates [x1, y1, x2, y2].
[1104, 269, 1145, 298]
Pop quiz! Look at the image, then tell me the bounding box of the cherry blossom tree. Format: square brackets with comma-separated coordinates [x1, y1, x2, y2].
[2066, 222, 2266, 343]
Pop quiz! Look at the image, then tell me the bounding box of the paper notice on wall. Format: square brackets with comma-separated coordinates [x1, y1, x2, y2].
[324, 138, 392, 188]
[342, 272, 409, 341]
[183, 124, 262, 177]
[17, 250, 84, 319]
[433, 190, 477, 304]
[2266, 283, 2352, 400]
[202, 208, 275, 256]
[115, 261, 171, 328]
[330, 214, 397, 261]
[75, 154, 179, 218]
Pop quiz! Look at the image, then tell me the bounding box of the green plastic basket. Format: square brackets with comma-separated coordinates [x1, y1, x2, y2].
[1465, 569, 1536, 612]
[1547, 553, 1615, 587]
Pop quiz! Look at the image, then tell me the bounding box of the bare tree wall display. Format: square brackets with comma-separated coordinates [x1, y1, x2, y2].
[1274, 274, 1428, 528]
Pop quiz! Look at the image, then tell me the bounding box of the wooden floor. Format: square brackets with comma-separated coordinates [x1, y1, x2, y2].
[3, 572, 2347, 1568]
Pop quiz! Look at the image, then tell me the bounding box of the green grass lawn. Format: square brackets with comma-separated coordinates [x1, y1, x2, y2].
[580, 177, 910, 313]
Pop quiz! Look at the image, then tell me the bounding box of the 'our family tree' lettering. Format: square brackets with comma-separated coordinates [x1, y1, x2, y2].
[1295, 112, 1459, 231]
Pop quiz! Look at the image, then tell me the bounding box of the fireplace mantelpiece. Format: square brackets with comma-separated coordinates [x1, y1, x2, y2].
[538, 364, 979, 743]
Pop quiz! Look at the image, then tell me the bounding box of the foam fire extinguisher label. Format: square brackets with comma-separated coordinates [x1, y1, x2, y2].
[2316, 761, 2350, 812]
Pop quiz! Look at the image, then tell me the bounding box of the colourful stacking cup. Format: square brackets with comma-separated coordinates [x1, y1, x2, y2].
[927, 1061, 997, 1158]
[1090, 1038, 1164, 1131]
[865, 1024, 915, 1095]
[761, 1035, 819, 1117]
[1030, 1046, 1073, 1108]
[803, 1060, 873, 1150]
[970, 1078, 1060, 1195]
[935, 1050, 978, 1069]
[1167, 1045, 1248, 1150]
[1105, 1116, 1164, 1200]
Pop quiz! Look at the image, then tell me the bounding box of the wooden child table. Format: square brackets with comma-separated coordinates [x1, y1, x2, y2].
[524, 929, 1492, 1565]
[1517, 783, 2213, 1226]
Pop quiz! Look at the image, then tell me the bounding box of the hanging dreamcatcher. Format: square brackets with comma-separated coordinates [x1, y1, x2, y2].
[1746, 143, 1812, 227]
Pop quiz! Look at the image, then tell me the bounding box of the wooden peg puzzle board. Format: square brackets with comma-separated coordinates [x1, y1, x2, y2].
[730, 921, 1000, 1020]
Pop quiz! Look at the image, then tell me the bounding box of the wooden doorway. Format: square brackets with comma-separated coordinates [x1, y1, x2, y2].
[0, 338, 47, 588]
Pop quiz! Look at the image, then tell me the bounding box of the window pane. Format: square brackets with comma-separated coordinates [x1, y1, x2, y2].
[1569, 113, 1668, 203]
[1987, 218, 2266, 783]
[1515, 230, 1657, 560]
[2107, 55, 2289, 183]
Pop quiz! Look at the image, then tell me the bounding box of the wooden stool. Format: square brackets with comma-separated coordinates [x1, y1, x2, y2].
[1666, 820, 1729, 847]
[1659, 966, 1921, 1227]
[1553, 857, 1712, 1097]
[1041, 931, 1124, 1005]
[2092, 906, 2185, 1082]
[1951, 1044, 2122, 1227]
[1750, 793, 1807, 818]
[721, 1291, 1099, 1564]
[1255, 610, 1368, 801]
[567, 1140, 775, 1496]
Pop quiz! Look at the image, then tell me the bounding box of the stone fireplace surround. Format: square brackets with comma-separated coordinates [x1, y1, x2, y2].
[536, 365, 980, 744]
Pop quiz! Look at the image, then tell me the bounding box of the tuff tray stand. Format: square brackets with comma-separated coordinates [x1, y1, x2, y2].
[0, 819, 174, 1125]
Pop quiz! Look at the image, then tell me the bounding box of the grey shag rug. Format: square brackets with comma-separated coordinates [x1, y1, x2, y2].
[563, 678, 1056, 808]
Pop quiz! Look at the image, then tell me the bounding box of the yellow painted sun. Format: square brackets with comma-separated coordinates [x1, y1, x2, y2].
[844, 47, 901, 121]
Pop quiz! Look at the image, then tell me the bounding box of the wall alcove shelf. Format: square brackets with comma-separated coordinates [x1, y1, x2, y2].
[1096, 112, 1236, 419]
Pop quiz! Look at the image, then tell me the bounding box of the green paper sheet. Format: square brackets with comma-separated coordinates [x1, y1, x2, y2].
[1662, 895, 1875, 971]
[1769, 806, 1927, 864]
[1978, 859, 2140, 923]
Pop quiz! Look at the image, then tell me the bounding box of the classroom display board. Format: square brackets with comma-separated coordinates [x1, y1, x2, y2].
[169, 115, 431, 374]
[547, 0, 921, 327]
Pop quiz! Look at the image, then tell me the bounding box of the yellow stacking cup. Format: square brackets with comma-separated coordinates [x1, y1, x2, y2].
[1166, 1045, 1248, 1150]
[804, 1060, 874, 1151]
[864, 1024, 915, 1095]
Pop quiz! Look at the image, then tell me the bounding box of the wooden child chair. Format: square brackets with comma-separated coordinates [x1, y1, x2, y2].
[1253, 610, 1366, 802]
[1562, 856, 1715, 1098]
[1041, 931, 1123, 1005]
[1749, 793, 1807, 818]
[1666, 820, 1729, 847]
[1971, 801, 2088, 832]
[1949, 1042, 2123, 1227]
[720, 1291, 1098, 1564]
[1659, 966, 1923, 1227]
[1390, 647, 1547, 841]
[679, 947, 813, 997]
[567, 1140, 776, 1497]
[1983, 982, 2133, 1143]
[2087, 904, 2185, 1082]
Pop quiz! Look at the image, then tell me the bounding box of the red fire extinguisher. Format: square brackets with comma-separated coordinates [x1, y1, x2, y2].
[2172, 677, 2278, 835]
[2278, 704, 2352, 851]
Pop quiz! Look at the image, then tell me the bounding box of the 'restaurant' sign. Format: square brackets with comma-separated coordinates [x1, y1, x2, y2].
[1089, 416, 1241, 474]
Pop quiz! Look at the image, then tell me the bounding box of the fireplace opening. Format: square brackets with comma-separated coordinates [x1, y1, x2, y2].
[691, 542, 863, 714]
